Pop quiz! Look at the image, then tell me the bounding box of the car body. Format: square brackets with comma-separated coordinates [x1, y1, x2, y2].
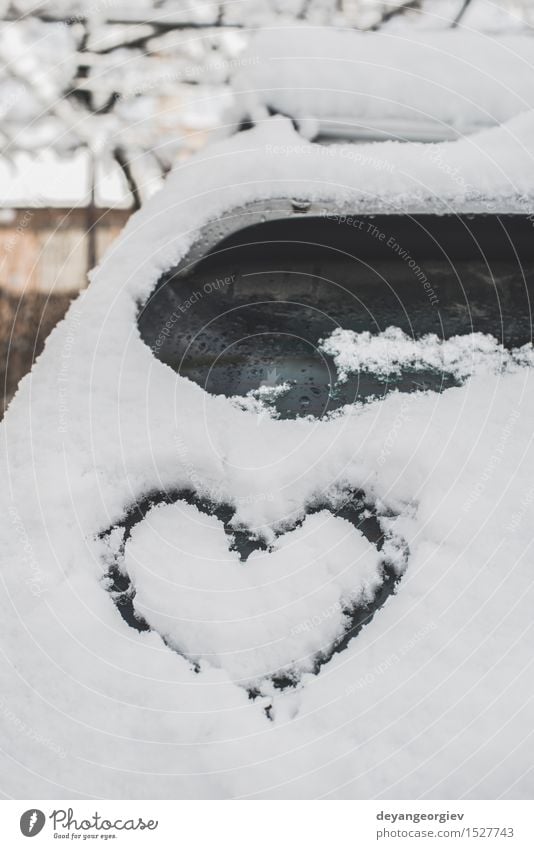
[2, 41, 534, 798]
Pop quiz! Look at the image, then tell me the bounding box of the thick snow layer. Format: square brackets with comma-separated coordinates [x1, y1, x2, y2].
[321, 327, 534, 382]
[123, 503, 383, 683]
[1, 118, 534, 799]
[155, 110, 534, 216]
[232, 27, 534, 139]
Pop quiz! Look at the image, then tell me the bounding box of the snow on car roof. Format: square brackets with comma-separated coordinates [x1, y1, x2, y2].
[1, 115, 534, 798]
[231, 26, 534, 140]
[107, 112, 534, 227]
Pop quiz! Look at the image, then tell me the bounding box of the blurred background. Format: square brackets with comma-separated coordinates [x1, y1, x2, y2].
[0, 0, 532, 413]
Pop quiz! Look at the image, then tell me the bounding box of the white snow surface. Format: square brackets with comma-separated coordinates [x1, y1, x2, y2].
[124, 503, 383, 683]
[321, 327, 534, 382]
[1, 118, 534, 799]
[232, 27, 534, 138]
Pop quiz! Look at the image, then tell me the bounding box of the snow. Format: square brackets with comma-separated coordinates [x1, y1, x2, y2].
[123, 502, 384, 683]
[231, 27, 534, 139]
[460, 0, 534, 33]
[1, 116, 534, 799]
[231, 379, 292, 418]
[321, 327, 534, 383]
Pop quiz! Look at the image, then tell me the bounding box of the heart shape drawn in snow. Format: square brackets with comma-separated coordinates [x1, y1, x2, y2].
[100, 489, 408, 687]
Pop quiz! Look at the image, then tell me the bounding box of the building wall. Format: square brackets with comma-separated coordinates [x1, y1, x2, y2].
[0, 207, 131, 413]
[0, 208, 130, 293]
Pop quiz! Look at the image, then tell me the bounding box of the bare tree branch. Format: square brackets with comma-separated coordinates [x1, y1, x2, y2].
[370, 0, 421, 31]
[452, 0, 474, 28]
[113, 145, 141, 210]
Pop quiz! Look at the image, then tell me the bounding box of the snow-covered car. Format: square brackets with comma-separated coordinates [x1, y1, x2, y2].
[230, 27, 534, 141]
[2, 32, 534, 798]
